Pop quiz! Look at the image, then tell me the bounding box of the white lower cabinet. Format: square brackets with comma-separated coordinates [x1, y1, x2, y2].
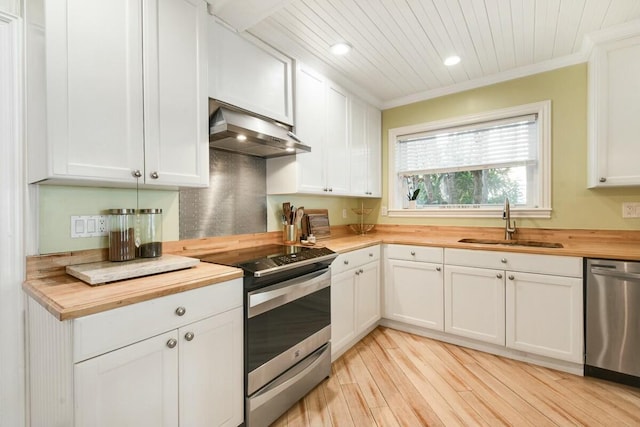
[28, 279, 243, 427]
[444, 248, 583, 363]
[444, 265, 505, 345]
[385, 245, 444, 330]
[506, 271, 583, 363]
[331, 246, 381, 359]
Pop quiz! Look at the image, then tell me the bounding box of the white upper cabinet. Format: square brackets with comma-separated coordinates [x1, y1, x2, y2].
[208, 19, 293, 125]
[267, 62, 381, 198]
[350, 96, 381, 197]
[588, 34, 640, 187]
[26, 0, 209, 187]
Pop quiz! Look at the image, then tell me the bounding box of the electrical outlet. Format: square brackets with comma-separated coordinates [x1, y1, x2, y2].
[71, 215, 109, 238]
[381, 206, 388, 216]
[342, 208, 347, 219]
[622, 202, 640, 218]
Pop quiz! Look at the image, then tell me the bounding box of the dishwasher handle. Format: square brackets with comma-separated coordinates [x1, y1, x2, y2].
[590, 266, 640, 281]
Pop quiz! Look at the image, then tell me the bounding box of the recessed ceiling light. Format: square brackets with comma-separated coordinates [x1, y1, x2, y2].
[330, 42, 352, 55]
[236, 134, 247, 142]
[444, 55, 461, 66]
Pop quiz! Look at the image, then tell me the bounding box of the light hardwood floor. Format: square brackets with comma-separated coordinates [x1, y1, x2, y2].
[272, 327, 640, 426]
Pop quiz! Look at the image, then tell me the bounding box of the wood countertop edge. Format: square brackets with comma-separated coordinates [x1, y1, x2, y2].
[24, 265, 244, 321]
[324, 234, 640, 260]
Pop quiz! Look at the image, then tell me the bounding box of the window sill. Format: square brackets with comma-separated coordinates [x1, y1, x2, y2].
[388, 207, 551, 219]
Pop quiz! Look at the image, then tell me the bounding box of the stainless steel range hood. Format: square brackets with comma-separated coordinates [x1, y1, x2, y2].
[209, 101, 310, 158]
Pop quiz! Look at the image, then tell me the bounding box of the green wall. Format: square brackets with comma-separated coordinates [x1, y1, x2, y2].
[377, 64, 640, 230]
[38, 184, 364, 254]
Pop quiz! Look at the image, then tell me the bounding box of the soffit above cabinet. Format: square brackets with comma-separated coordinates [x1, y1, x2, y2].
[206, 0, 294, 32]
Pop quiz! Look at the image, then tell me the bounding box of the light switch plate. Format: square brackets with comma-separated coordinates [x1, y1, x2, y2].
[71, 215, 108, 238]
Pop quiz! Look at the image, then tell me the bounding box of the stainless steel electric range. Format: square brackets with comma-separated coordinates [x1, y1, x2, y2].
[197, 244, 338, 427]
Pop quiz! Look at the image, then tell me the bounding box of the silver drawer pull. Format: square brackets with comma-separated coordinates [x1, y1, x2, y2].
[497, 273, 503, 279]
[436, 267, 441, 272]
[184, 332, 195, 341]
[508, 275, 515, 280]
[175, 306, 186, 316]
[166, 339, 177, 349]
[501, 258, 507, 264]
[410, 251, 416, 256]
[344, 260, 349, 265]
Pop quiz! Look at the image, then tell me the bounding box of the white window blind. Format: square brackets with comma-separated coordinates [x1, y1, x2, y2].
[395, 114, 538, 176]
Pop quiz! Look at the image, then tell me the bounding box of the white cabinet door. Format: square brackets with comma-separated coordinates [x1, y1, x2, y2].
[366, 104, 382, 197]
[331, 269, 356, 357]
[349, 96, 368, 197]
[180, 307, 243, 427]
[295, 65, 327, 193]
[43, 0, 145, 184]
[444, 265, 505, 345]
[144, 0, 208, 187]
[506, 272, 583, 363]
[355, 261, 381, 333]
[349, 97, 381, 197]
[589, 35, 640, 187]
[74, 331, 179, 427]
[385, 259, 444, 331]
[325, 81, 350, 195]
[209, 20, 293, 125]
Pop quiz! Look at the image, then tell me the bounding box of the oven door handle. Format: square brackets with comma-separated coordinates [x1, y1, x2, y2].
[248, 269, 330, 318]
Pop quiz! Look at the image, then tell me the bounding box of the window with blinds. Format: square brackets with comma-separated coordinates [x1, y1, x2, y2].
[388, 101, 551, 217]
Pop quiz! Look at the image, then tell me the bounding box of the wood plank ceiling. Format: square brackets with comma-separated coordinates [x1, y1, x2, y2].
[241, 0, 640, 106]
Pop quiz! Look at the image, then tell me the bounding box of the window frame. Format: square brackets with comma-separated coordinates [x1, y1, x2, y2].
[387, 100, 552, 218]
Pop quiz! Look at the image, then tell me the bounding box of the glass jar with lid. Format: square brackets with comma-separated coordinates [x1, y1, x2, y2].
[136, 208, 163, 258]
[108, 209, 136, 261]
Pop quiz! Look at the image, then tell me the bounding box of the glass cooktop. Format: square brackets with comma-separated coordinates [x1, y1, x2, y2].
[197, 244, 336, 276]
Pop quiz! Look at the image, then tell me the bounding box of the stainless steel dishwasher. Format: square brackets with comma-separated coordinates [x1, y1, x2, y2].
[585, 258, 640, 387]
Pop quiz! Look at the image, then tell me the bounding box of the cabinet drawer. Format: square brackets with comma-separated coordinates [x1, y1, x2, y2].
[386, 244, 443, 263]
[444, 249, 582, 277]
[73, 278, 242, 363]
[332, 245, 380, 275]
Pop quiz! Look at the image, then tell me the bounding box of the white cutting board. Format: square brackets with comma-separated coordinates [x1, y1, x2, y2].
[66, 254, 200, 286]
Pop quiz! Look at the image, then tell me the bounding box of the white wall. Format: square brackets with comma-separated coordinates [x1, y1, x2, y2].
[0, 10, 26, 427]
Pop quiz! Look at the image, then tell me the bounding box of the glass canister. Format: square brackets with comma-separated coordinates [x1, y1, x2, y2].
[136, 208, 163, 258]
[108, 209, 136, 261]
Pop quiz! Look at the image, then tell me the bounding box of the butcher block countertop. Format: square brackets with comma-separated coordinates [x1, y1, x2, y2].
[24, 259, 243, 321]
[24, 226, 640, 321]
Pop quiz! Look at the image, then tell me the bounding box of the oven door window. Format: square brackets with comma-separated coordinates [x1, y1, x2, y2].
[247, 286, 330, 373]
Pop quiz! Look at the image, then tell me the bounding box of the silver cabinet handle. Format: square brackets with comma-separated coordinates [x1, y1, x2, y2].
[508, 275, 515, 280]
[166, 338, 177, 349]
[184, 332, 195, 341]
[344, 260, 349, 265]
[150, 171, 159, 179]
[359, 268, 364, 273]
[410, 251, 416, 256]
[355, 271, 360, 276]
[436, 266, 441, 272]
[369, 253, 373, 257]
[175, 306, 186, 316]
[599, 177, 606, 183]
[131, 169, 142, 178]
[497, 273, 503, 279]
[501, 258, 507, 264]
[328, 188, 333, 192]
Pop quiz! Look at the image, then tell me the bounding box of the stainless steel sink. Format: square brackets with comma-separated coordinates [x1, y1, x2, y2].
[458, 238, 563, 248]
